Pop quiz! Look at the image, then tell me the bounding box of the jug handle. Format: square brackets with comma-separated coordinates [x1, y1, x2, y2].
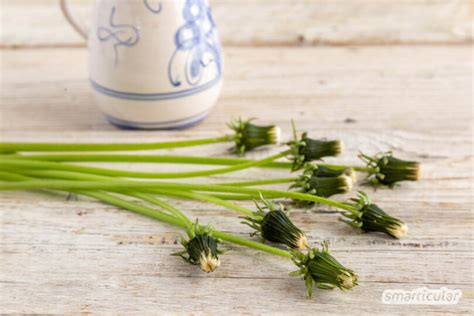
[59, 0, 88, 40]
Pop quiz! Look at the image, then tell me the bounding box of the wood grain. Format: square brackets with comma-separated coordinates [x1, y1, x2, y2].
[0, 0, 472, 48]
[0, 45, 473, 313]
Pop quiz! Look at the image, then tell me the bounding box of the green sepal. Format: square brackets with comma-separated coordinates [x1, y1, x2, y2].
[290, 164, 354, 204]
[341, 191, 408, 239]
[291, 241, 358, 298]
[359, 151, 421, 187]
[286, 122, 343, 171]
[241, 196, 308, 250]
[175, 220, 223, 272]
[228, 117, 281, 155]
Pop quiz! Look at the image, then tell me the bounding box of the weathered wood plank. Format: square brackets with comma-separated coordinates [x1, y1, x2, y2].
[0, 0, 472, 48]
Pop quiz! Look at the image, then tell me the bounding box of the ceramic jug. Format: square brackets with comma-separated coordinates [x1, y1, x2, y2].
[60, 0, 223, 129]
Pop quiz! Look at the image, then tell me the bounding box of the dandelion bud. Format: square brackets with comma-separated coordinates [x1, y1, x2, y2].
[242, 198, 307, 250]
[187, 234, 221, 273]
[288, 132, 343, 171]
[291, 164, 353, 203]
[292, 175, 353, 199]
[291, 242, 358, 298]
[173, 222, 222, 273]
[313, 165, 357, 183]
[229, 118, 281, 154]
[341, 192, 408, 239]
[359, 152, 421, 187]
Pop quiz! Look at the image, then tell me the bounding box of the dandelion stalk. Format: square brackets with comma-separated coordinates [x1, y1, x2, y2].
[200, 193, 260, 201]
[0, 175, 357, 212]
[6, 155, 374, 187]
[151, 189, 255, 217]
[11, 169, 309, 250]
[1, 171, 358, 296]
[86, 192, 293, 258]
[0, 170, 291, 259]
[216, 178, 298, 187]
[8, 153, 372, 173]
[0, 135, 233, 153]
[10, 168, 256, 218]
[7, 153, 293, 169]
[0, 151, 289, 179]
[0, 118, 281, 155]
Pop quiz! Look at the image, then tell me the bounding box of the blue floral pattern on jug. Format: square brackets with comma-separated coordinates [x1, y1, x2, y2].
[168, 0, 222, 87]
[97, 6, 140, 66]
[92, 0, 222, 106]
[143, 0, 162, 14]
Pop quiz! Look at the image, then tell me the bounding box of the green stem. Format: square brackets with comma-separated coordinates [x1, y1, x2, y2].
[127, 192, 192, 227]
[0, 174, 356, 212]
[5, 153, 373, 172]
[87, 192, 291, 257]
[216, 178, 297, 187]
[0, 151, 289, 179]
[207, 193, 258, 200]
[14, 168, 257, 218]
[22, 167, 258, 201]
[212, 231, 291, 258]
[6, 168, 192, 227]
[77, 191, 290, 258]
[0, 170, 291, 258]
[83, 191, 187, 227]
[0, 170, 187, 228]
[0, 135, 234, 152]
[149, 189, 255, 217]
[9, 153, 292, 169]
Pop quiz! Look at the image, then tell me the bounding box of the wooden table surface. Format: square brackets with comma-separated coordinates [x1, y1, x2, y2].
[1, 1, 473, 314]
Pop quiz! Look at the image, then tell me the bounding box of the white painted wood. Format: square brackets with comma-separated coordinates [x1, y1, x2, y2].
[0, 45, 472, 313]
[0, 0, 472, 48]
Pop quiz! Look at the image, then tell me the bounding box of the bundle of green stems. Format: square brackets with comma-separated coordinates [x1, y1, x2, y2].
[0, 169, 359, 297]
[0, 119, 420, 298]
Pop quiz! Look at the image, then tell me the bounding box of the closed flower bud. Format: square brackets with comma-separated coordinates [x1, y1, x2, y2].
[291, 242, 358, 298]
[291, 164, 354, 203]
[229, 118, 281, 154]
[359, 152, 421, 187]
[288, 132, 343, 171]
[242, 197, 308, 250]
[341, 192, 408, 239]
[312, 165, 357, 182]
[173, 221, 222, 273]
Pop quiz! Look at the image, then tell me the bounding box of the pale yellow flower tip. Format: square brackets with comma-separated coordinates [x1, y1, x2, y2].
[341, 174, 354, 192]
[388, 223, 409, 239]
[199, 253, 220, 273]
[269, 126, 282, 144]
[338, 271, 358, 290]
[296, 234, 309, 250]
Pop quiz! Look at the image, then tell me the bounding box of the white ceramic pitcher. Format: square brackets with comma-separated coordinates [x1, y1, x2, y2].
[60, 0, 223, 129]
